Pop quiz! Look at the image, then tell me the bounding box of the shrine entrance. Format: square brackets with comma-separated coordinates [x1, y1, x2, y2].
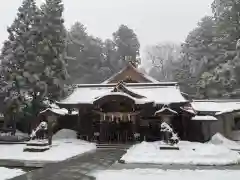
[92, 94, 140, 143]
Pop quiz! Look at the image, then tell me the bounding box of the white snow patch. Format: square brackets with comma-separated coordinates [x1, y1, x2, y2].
[0, 167, 25, 180]
[191, 115, 218, 121]
[93, 169, 240, 180]
[0, 139, 96, 162]
[53, 129, 77, 140]
[209, 133, 240, 150]
[191, 101, 240, 114]
[121, 141, 240, 165]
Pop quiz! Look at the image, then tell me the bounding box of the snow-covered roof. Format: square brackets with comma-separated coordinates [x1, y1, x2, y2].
[126, 85, 186, 105]
[191, 100, 240, 115]
[40, 108, 78, 116]
[102, 64, 160, 84]
[58, 83, 187, 105]
[191, 115, 218, 121]
[40, 103, 78, 116]
[94, 91, 152, 105]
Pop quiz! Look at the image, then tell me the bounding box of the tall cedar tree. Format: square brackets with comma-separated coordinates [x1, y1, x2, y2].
[0, 0, 39, 130]
[37, 0, 68, 100]
[113, 25, 140, 67]
[66, 22, 124, 84]
[197, 0, 240, 98]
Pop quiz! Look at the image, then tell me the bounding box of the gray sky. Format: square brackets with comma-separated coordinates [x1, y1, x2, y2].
[0, 0, 212, 53]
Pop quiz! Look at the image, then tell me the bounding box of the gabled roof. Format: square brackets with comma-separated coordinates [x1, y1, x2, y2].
[57, 82, 187, 106]
[102, 63, 160, 84]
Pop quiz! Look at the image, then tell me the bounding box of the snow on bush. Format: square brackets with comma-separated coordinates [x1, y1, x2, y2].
[209, 133, 240, 150]
[53, 129, 77, 140]
[121, 141, 240, 165]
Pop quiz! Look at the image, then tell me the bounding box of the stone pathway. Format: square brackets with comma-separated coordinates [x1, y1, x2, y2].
[10, 149, 126, 180]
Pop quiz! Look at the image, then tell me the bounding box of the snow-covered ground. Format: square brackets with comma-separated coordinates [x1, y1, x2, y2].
[121, 141, 240, 165]
[0, 129, 96, 162]
[93, 169, 240, 180]
[0, 167, 25, 180]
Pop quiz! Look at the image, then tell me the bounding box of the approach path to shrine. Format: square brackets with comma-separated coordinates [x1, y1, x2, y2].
[10, 147, 240, 180]
[10, 149, 126, 180]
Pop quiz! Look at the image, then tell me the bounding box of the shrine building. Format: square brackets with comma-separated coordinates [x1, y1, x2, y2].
[55, 63, 240, 143]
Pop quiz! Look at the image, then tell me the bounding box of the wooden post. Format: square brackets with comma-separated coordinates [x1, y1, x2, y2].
[182, 115, 187, 140]
[48, 120, 53, 145]
[47, 114, 57, 145]
[208, 122, 211, 140]
[77, 108, 81, 139]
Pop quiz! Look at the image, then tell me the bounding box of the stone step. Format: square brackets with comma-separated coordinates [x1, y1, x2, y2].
[96, 143, 133, 150]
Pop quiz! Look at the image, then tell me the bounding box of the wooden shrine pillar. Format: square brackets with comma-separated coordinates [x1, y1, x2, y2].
[99, 113, 105, 142]
[181, 115, 187, 140]
[78, 107, 91, 141]
[77, 108, 82, 139]
[132, 114, 141, 141]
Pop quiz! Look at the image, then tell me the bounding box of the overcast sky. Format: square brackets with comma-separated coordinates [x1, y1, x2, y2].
[0, 0, 212, 53]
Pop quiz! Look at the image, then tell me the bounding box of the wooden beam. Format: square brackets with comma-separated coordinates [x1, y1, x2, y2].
[92, 110, 140, 116]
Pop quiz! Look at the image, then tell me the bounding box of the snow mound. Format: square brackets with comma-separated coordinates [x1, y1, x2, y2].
[209, 133, 240, 150]
[53, 129, 77, 140]
[121, 141, 240, 166]
[0, 167, 25, 180]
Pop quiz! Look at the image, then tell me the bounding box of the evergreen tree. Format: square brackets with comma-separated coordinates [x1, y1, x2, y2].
[36, 0, 68, 100]
[113, 25, 140, 67]
[197, 0, 240, 98]
[174, 16, 217, 97]
[66, 22, 105, 83]
[212, 0, 240, 50]
[102, 39, 124, 74]
[0, 0, 39, 130]
[66, 22, 125, 84]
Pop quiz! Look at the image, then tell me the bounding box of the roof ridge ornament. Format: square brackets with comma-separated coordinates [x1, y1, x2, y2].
[112, 81, 126, 92]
